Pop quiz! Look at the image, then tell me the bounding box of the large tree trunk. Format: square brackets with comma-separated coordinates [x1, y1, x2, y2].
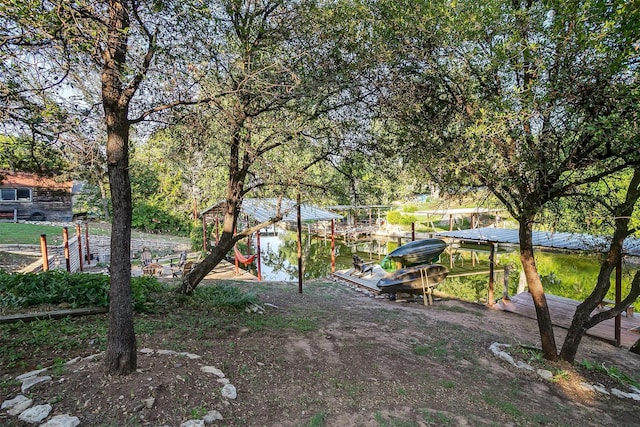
[180, 206, 240, 294]
[519, 219, 558, 361]
[179, 127, 246, 294]
[102, 0, 136, 375]
[104, 113, 136, 374]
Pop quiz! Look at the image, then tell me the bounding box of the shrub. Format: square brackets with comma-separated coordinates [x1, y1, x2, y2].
[387, 210, 402, 225]
[387, 210, 417, 226]
[190, 221, 204, 251]
[132, 202, 190, 236]
[0, 270, 163, 311]
[399, 213, 417, 226]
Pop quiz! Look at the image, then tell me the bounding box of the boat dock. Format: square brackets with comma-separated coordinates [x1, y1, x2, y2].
[495, 292, 640, 348]
[332, 268, 640, 348]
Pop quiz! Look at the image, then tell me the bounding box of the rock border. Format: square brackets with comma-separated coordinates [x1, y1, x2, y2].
[489, 342, 640, 402]
[2, 349, 237, 426]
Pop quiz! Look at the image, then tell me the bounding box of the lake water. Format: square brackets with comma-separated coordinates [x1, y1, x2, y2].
[247, 230, 639, 311]
[245, 230, 357, 281]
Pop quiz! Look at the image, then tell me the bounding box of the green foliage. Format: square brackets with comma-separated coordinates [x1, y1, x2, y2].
[192, 285, 258, 311]
[132, 202, 190, 236]
[306, 412, 326, 427]
[437, 276, 488, 304]
[73, 183, 107, 220]
[580, 360, 640, 389]
[386, 210, 417, 226]
[0, 133, 67, 174]
[403, 204, 418, 213]
[189, 220, 204, 252]
[0, 270, 164, 311]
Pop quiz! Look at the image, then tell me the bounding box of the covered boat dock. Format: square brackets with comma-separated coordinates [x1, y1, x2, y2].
[434, 227, 640, 347]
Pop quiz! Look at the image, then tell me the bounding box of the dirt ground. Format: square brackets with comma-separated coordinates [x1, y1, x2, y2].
[2, 279, 640, 427]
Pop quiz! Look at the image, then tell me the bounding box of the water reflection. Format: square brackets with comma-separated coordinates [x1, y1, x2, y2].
[247, 230, 356, 281]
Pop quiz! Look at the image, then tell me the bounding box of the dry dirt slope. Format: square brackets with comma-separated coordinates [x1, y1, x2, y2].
[2, 279, 640, 426]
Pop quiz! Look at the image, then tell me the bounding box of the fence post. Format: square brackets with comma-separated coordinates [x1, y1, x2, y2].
[76, 224, 83, 272]
[63, 227, 71, 272]
[85, 223, 91, 265]
[40, 234, 49, 271]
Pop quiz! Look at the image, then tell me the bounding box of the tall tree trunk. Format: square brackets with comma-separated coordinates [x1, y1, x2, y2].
[519, 219, 558, 361]
[102, 0, 136, 375]
[104, 112, 136, 374]
[179, 128, 245, 294]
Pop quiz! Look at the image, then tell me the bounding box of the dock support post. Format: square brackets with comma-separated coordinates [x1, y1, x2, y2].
[331, 219, 335, 273]
[487, 242, 495, 307]
[257, 230, 262, 281]
[297, 192, 303, 294]
[502, 265, 511, 301]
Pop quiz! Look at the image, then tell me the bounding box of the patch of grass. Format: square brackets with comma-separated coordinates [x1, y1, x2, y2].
[580, 359, 640, 389]
[194, 284, 258, 308]
[243, 313, 318, 332]
[413, 339, 448, 360]
[552, 369, 570, 382]
[420, 410, 455, 426]
[482, 395, 521, 417]
[439, 380, 455, 389]
[189, 407, 207, 418]
[306, 411, 326, 427]
[0, 316, 108, 371]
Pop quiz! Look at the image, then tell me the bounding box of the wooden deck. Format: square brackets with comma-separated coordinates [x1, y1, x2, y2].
[495, 292, 640, 348]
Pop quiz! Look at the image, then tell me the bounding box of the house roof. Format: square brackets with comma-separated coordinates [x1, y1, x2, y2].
[201, 198, 342, 223]
[434, 227, 640, 257]
[0, 171, 72, 191]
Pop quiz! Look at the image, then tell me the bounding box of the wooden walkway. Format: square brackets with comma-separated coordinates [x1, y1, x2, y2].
[495, 292, 640, 348]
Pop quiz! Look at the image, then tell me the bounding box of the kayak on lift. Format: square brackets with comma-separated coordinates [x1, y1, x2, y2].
[376, 263, 449, 295]
[384, 238, 447, 268]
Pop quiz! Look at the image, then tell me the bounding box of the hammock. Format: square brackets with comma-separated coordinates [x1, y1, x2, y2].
[234, 245, 256, 266]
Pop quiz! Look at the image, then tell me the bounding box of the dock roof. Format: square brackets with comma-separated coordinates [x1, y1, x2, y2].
[200, 198, 342, 224]
[434, 227, 640, 257]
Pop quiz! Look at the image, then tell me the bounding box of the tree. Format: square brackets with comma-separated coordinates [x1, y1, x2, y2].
[2, 0, 219, 374]
[177, 0, 378, 294]
[374, 0, 640, 360]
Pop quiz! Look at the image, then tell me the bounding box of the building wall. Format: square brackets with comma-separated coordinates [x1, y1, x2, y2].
[0, 171, 73, 221]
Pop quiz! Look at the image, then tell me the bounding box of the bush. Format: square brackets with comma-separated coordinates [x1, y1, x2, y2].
[386, 210, 417, 226]
[399, 213, 417, 226]
[132, 202, 190, 236]
[387, 210, 402, 225]
[0, 270, 164, 311]
[190, 221, 205, 251]
[193, 285, 258, 310]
